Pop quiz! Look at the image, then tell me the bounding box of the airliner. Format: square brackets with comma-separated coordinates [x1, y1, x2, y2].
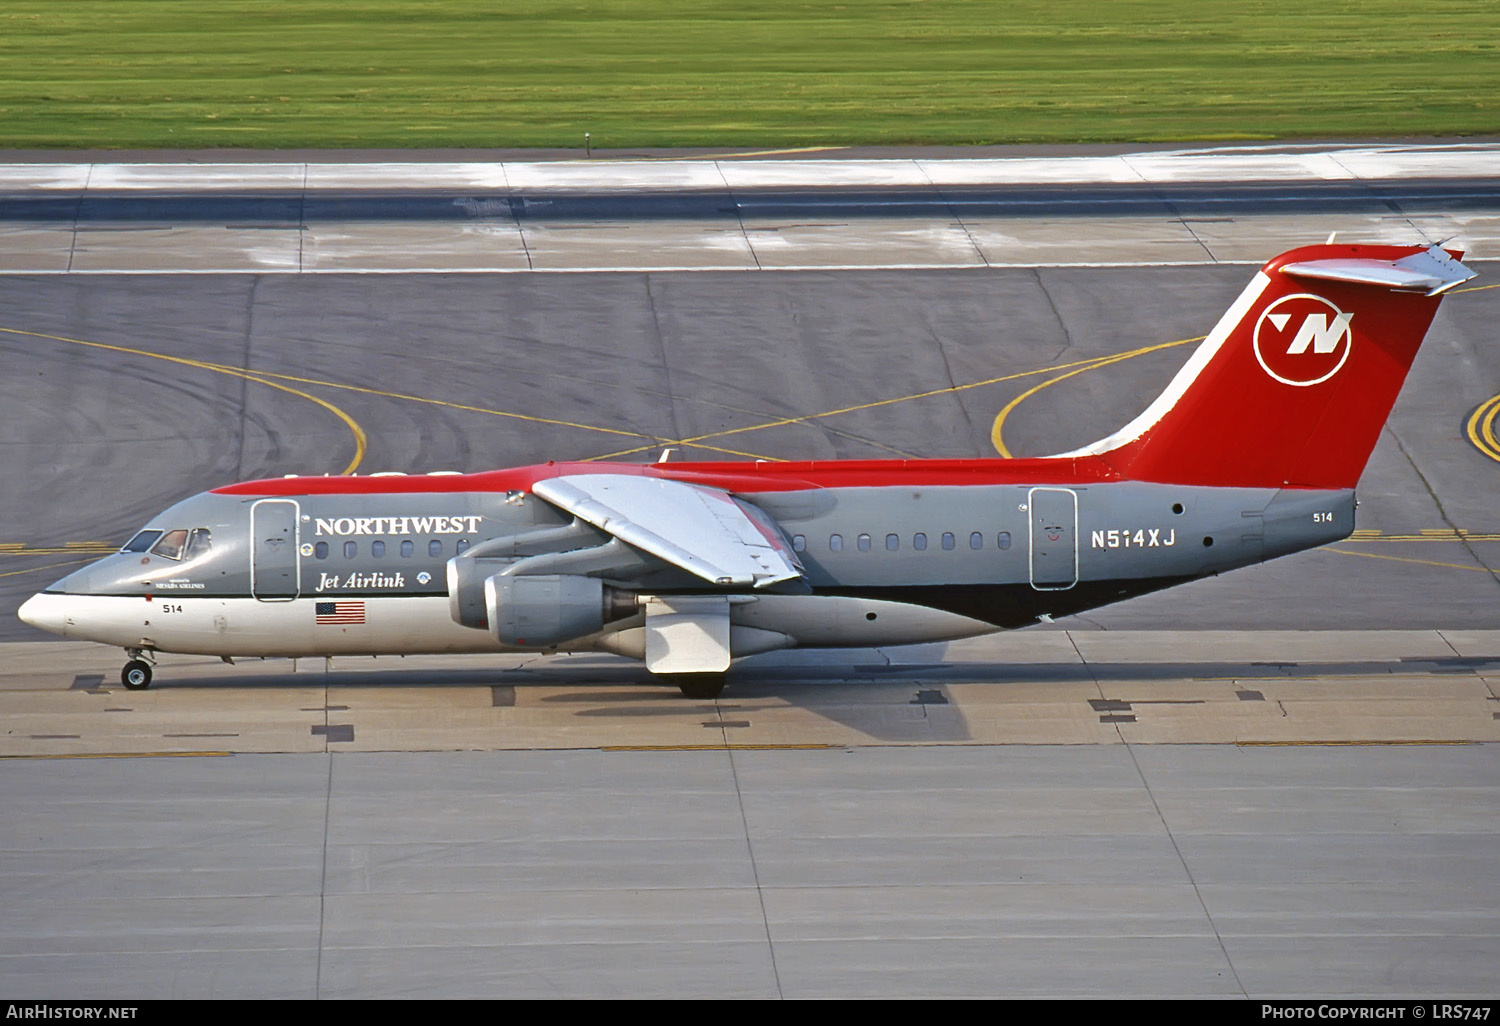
[19, 242, 1475, 697]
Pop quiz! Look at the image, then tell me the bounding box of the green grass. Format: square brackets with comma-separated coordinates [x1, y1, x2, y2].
[0, 1, 1495, 150]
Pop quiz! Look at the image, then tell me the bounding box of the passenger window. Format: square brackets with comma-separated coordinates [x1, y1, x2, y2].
[151, 529, 189, 560]
[997, 531, 1012, 550]
[913, 532, 927, 551]
[371, 540, 386, 559]
[886, 533, 899, 551]
[829, 534, 843, 552]
[122, 530, 163, 553]
[401, 540, 414, 558]
[456, 539, 470, 556]
[857, 533, 871, 552]
[941, 532, 955, 551]
[970, 532, 983, 550]
[428, 539, 443, 557]
[344, 541, 357, 559]
[315, 541, 329, 559]
[184, 528, 212, 559]
[792, 534, 806, 553]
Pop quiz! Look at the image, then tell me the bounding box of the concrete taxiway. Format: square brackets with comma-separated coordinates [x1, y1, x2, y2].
[3, 631, 1498, 756]
[1, 145, 1497, 998]
[0, 141, 1497, 272]
[4, 742, 1498, 999]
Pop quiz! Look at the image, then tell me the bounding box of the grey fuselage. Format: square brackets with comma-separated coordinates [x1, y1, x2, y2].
[29, 476, 1354, 659]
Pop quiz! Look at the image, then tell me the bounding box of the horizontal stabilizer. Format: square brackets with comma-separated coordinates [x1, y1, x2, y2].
[1281, 244, 1475, 295]
[532, 474, 803, 588]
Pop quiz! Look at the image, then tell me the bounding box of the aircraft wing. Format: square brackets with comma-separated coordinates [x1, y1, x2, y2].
[531, 474, 804, 588]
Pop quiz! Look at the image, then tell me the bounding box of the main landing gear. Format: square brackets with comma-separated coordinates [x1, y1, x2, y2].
[121, 649, 154, 690]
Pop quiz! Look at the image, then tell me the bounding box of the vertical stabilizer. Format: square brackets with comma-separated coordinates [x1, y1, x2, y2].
[1062, 244, 1474, 488]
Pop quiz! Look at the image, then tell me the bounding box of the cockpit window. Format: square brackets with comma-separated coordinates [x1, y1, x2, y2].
[184, 528, 213, 559]
[151, 529, 189, 561]
[121, 530, 163, 553]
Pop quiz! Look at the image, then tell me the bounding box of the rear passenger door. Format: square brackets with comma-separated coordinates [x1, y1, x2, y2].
[1028, 487, 1077, 590]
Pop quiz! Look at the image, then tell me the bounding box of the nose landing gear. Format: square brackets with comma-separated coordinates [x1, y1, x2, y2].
[121, 649, 154, 690]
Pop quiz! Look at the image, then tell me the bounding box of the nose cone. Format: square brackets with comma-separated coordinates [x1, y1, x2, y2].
[18, 593, 67, 637]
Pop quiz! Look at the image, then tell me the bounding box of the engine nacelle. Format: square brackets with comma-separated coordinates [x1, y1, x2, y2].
[446, 556, 520, 630]
[485, 573, 606, 648]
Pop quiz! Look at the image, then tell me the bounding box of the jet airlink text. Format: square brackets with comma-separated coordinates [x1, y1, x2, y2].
[316, 571, 407, 592]
[312, 515, 484, 536]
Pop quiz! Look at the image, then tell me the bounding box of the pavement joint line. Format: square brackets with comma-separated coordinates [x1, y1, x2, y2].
[1236, 739, 1477, 747]
[0, 751, 234, 759]
[1117, 687, 1247, 996]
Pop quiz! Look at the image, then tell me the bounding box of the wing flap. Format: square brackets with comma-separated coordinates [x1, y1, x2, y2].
[531, 474, 803, 588]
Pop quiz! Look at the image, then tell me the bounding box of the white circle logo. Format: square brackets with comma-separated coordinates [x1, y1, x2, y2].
[1252, 293, 1353, 387]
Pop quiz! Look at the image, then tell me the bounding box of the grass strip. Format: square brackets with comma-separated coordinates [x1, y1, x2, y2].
[0, 1, 1495, 150]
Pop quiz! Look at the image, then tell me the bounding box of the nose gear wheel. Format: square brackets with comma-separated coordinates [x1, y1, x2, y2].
[122, 659, 153, 690]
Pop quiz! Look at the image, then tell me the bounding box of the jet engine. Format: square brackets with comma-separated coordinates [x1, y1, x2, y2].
[484, 573, 608, 648]
[447, 556, 514, 630]
[446, 519, 614, 631]
[445, 522, 645, 647]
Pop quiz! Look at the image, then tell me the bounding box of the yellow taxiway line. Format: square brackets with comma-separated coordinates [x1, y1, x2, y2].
[0, 557, 100, 579]
[990, 337, 1202, 458]
[7, 269, 1496, 480]
[3, 324, 779, 463]
[1324, 547, 1498, 574]
[986, 280, 1500, 465]
[1466, 392, 1500, 465]
[1, 325, 369, 475]
[587, 342, 1211, 462]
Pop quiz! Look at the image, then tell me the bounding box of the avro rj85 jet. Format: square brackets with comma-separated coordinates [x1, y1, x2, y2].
[19, 243, 1475, 697]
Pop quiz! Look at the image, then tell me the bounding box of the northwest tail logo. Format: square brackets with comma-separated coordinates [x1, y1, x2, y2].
[1253, 293, 1353, 386]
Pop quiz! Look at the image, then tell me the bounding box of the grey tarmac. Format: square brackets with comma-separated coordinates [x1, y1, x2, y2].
[2, 742, 1497, 998]
[1, 148, 1497, 999]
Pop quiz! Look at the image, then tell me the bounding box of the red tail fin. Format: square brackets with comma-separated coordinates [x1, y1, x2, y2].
[1067, 243, 1475, 488]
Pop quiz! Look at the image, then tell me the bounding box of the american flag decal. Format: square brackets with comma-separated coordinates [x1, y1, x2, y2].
[315, 601, 365, 625]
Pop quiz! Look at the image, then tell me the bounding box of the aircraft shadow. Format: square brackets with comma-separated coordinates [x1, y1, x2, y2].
[132, 652, 1499, 745]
